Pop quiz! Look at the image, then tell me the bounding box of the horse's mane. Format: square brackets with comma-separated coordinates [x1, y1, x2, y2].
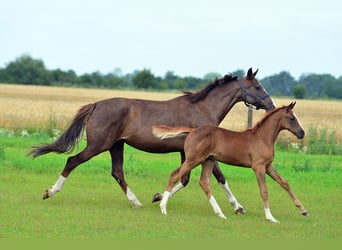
[247, 105, 288, 132]
[183, 74, 238, 103]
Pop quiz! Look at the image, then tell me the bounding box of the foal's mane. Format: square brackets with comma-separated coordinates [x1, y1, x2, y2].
[183, 74, 238, 103]
[247, 105, 288, 132]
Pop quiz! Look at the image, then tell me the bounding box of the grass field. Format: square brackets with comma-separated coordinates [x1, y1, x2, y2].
[0, 134, 341, 239]
[0, 83, 341, 239]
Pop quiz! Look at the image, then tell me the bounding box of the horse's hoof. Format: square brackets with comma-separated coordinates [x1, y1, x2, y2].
[234, 207, 246, 215]
[152, 192, 163, 203]
[302, 211, 309, 216]
[43, 189, 50, 200]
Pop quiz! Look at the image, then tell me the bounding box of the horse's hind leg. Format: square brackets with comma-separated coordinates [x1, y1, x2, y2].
[43, 146, 101, 199]
[110, 142, 143, 207]
[212, 161, 245, 214]
[200, 160, 226, 219]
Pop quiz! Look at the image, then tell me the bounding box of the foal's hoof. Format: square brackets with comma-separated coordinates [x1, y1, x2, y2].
[302, 211, 309, 216]
[152, 192, 163, 203]
[234, 207, 246, 215]
[43, 189, 50, 200]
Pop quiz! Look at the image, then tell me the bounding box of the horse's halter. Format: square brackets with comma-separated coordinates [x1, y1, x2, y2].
[238, 79, 270, 110]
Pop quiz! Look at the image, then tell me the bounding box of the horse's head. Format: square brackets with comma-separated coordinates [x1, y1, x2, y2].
[280, 101, 305, 139]
[238, 68, 276, 111]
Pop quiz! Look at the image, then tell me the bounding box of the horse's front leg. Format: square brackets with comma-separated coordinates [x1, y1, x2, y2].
[110, 142, 143, 207]
[266, 165, 308, 216]
[253, 166, 279, 223]
[212, 161, 245, 214]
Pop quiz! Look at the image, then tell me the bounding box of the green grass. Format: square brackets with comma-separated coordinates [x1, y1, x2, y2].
[0, 134, 341, 239]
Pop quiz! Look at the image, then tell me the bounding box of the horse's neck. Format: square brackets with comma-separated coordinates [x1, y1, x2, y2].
[203, 83, 241, 124]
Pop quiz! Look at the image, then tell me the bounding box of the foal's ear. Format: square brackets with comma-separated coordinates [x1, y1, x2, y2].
[287, 101, 296, 111]
[247, 68, 254, 80]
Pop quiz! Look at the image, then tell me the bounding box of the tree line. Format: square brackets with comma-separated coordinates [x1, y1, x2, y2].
[1, 54, 341, 99]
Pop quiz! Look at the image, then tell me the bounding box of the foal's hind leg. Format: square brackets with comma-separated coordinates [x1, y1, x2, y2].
[43, 146, 101, 199]
[212, 161, 245, 214]
[152, 151, 189, 202]
[110, 142, 143, 207]
[266, 165, 308, 216]
[200, 160, 226, 219]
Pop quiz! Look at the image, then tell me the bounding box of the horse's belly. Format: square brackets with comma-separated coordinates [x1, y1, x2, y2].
[125, 137, 185, 153]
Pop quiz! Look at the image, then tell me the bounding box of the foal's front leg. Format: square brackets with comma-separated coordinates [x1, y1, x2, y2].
[266, 165, 308, 216]
[200, 160, 226, 219]
[253, 166, 279, 223]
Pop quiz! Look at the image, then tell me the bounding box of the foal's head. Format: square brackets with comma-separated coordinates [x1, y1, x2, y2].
[239, 68, 276, 111]
[279, 102, 305, 139]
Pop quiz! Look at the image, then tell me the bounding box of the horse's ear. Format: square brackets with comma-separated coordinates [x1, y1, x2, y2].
[253, 68, 259, 77]
[287, 101, 296, 111]
[247, 68, 254, 80]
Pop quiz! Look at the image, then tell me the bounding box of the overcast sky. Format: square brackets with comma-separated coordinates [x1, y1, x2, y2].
[1, 0, 341, 79]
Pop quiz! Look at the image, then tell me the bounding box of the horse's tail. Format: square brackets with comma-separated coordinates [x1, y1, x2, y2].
[29, 103, 96, 158]
[152, 125, 194, 140]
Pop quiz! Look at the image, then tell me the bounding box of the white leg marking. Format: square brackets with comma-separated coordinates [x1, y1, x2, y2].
[126, 187, 143, 207]
[209, 195, 227, 219]
[160, 191, 170, 215]
[264, 207, 279, 223]
[220, 182, 245, 213]
[169, 182, 184, 198]
[48, 175, 67, 197]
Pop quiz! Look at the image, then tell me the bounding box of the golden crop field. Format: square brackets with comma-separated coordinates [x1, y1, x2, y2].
[1, 83, 341, 143]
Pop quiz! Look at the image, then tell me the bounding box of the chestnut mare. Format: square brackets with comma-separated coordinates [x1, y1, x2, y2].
[153, 102, 308, 222]
[29, 68, 275, 210]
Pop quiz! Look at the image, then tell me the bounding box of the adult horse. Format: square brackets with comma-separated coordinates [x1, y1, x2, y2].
[153, 102, 308, 222]
[29, 68, 275, 211]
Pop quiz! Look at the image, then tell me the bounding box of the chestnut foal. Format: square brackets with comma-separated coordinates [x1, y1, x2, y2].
[153, 102, 308, 222]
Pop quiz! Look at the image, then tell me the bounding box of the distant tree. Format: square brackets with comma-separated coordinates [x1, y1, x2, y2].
[50, 69, 77, 85]
[203, 72, 221, 82]
[299, 74, 337, 98]
[164, 71, 179, 88]
[232, 69, 245, 79]
[2, 54, 51, 85]
[261, 71, 295, 96]
[77, 73, 92, 86]
[103, 73, 124, 88]
[182, 76, 205, 90]
[293, 85, 306, 99]
[132, 69, 156, 89]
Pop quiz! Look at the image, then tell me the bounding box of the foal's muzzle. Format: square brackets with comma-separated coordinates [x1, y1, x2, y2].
[296, 129, 305, 139]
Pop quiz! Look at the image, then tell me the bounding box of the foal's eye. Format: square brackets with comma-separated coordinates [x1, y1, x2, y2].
[255, 86, 261, 90]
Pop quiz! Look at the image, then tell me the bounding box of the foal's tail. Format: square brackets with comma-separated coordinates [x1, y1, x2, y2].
[152, 125, 194, 140]
[29, 103, 96, 158]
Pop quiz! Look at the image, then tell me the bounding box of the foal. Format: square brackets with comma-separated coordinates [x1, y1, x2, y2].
[153, 102, 308, 222]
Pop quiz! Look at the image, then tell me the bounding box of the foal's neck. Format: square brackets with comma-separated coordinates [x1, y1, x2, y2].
[255, 114, 283, 147]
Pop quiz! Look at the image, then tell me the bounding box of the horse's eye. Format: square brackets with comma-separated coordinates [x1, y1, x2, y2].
[255, 86, 261, 90]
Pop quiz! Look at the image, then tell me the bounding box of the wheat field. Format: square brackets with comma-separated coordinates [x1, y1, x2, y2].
[1, 83, 341, 143]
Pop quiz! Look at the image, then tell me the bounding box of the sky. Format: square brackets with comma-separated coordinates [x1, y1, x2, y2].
[1, 0, 341, 79]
